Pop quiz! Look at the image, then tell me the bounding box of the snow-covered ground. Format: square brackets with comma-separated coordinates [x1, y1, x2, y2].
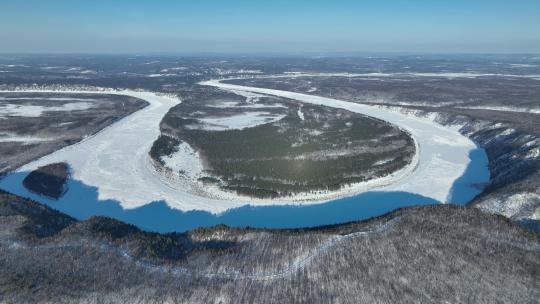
[161, 141, 204, 179]
[297, 105, 305, 120]
[193, 111, 286, 131]
[456, 106, 540, 114]
[0, 133, 52, 143]
[227, 90, 264, 104]
[0, 102, 94, 118]
[0, 97, 101, 101]
[216, 90, 286, 108]
[147, 73, 178, 78]
[0, 82, 489, 215]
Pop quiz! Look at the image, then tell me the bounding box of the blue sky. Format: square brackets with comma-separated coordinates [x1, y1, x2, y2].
[1, 0, 539, 54]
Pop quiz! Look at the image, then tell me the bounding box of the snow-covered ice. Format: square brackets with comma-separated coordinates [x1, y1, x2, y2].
[0, 133, 52, 143]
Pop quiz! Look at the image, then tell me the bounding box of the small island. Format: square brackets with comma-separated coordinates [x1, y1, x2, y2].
[23, 162, 69, 200]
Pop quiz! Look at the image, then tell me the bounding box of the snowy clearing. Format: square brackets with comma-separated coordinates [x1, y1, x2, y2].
[213, 90, 286, 108]
[297, 105, 305, 120]
[147, 73, 178, 78]
[0, 133, 53, 143]
[193, 111, 286, 131]
[0, 97, 102, 102]
[161, 141, 204, 179]
[201, 79, 489, 206]
[456, 106, 540, 114]
[0, 102, 94, 117]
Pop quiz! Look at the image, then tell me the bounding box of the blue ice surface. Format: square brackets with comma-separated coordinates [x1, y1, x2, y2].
[0, 148, 489, 233]
[447, 148, 490, 205]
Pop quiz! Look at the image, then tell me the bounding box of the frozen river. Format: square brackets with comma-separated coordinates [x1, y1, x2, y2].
[0, 84, 489, 232]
